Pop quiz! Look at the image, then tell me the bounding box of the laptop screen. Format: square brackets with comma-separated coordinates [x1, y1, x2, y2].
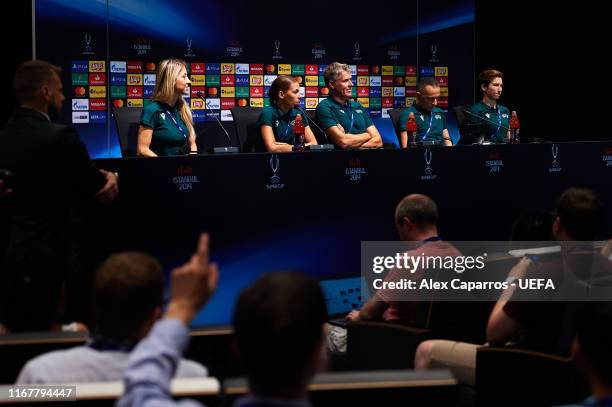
[319, 276, 367, 317]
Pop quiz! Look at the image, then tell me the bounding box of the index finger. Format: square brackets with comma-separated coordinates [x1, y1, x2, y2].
[194, 232, 210, 265]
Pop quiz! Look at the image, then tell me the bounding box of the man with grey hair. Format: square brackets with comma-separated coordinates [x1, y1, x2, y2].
[327, 193, 461, 353]
[315, 62, 382, 149]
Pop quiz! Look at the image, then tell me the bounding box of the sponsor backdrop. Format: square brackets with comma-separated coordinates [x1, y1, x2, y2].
[36, 0, 475, 158]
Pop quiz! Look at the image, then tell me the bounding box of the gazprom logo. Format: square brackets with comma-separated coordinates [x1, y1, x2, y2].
[264, 75, 277, 86]
[205, 98, 220, 110]
[110, 61, 127, 73]
[72, 99, 89, 111]
[144, 74, 156, 86]
[235, 63, 249, 74]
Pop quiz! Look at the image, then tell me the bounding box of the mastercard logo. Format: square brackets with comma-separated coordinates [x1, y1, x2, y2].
[113, 99, 124, 108]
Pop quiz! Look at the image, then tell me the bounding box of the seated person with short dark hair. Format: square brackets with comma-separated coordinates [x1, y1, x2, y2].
[118, 243, 328, 406]
[415, 187, 612, 386]
[469, 69, 511, 143]
[232, 272, 328, 405]
[17, 251, 208, 383]
[327, 194, 461, 354]
[399, 77, 452, 147]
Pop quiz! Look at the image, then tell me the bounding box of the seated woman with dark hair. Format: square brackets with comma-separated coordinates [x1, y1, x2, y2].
[256, 75, 317, 152]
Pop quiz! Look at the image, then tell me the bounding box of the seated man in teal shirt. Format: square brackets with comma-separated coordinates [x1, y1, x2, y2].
[399, 77, 452, 147]
[316, 62, 382, 149]
[469, 69, 511, 143]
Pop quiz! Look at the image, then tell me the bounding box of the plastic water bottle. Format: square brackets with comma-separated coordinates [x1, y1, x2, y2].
[406, 112, 418, 147]
[509, 110, 520, 144]
[292, 114, 305, 152]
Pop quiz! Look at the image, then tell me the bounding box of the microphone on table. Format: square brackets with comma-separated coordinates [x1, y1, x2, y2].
[295, 106, 334, 151]
[462, 109, 511, 132]
[196, 91, 238, 153]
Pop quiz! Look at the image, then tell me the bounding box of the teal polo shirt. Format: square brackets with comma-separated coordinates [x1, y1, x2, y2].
[256, 105, 309, 145]
[469, 101, 510, 142]
[316, 97, 373, 134]
[140, 100, 189, 156]
[398, 102, 447, 143]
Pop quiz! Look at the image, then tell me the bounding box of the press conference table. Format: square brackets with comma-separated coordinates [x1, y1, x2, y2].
[92, 141, 612, 324]
[94, 140, 612, 247]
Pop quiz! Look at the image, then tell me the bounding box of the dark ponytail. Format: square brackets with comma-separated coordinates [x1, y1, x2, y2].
[268, 75, 298, 106]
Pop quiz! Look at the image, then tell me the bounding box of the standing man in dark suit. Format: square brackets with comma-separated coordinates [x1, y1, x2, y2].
[0, 60, 118, 333]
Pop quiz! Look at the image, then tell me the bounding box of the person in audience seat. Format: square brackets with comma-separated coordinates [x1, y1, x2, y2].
[415, 187, 612, 386]
[17, 247, 208, 383]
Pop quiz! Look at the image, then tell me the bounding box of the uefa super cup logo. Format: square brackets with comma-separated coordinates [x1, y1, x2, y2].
[549, 144, 562, 173]
[429, 44, 439, 63]
[352, 41, 361, 61]
[269, 154, 280, 184]
[266, 154, 285, 190]
[551, 144, 559, 168]
[424, 148, 433, 175]
[83, 32, 93, 55]
[273, 39, 282, 60]
[421, 148, 437, 180]
[185, 36, 195, 58]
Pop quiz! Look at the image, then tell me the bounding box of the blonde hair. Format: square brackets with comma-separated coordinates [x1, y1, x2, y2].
[152, 59, 194, 137]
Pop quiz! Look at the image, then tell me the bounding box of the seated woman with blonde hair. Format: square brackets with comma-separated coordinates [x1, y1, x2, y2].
[137, 59, 197, 156]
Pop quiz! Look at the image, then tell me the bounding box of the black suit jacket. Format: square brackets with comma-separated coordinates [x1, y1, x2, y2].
[0, 108, 106, 286]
